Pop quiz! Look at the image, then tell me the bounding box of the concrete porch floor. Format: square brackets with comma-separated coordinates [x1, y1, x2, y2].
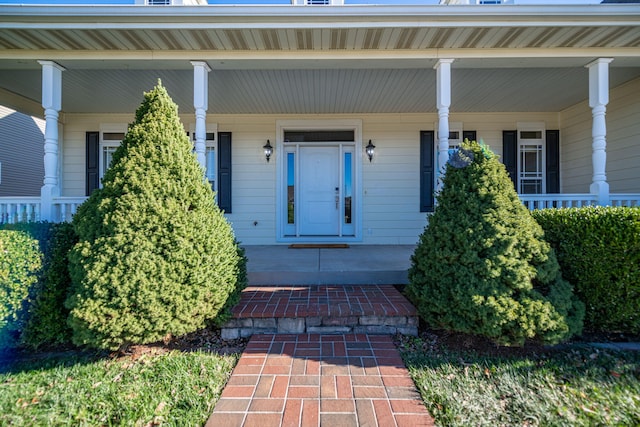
[243, 245, 415, 286]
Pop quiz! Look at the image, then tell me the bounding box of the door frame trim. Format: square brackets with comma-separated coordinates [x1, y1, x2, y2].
[275, 119, 363, 243]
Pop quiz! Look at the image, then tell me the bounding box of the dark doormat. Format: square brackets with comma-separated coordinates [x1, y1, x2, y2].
[289, 244, 350, 249]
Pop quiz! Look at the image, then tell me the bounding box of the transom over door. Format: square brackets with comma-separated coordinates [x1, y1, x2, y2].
[299, 146, 340, 236]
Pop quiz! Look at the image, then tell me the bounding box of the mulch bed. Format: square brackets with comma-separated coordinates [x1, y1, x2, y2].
[4, 321, 638, 366]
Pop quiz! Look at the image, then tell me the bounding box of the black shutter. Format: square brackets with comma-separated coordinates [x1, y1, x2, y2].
[217, 132, 232, 213]
[420, 131, 435, 213]
[86, 131, 99, 196]
[462, 130, 477, 142]
[502, 130, 517, 190]
[546, 130, 560, 194]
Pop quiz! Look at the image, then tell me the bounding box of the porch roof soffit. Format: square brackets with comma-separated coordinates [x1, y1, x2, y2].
[0, 5, 639, 59]
[2, 66, 639, 115]
[1, 4, 639, 116]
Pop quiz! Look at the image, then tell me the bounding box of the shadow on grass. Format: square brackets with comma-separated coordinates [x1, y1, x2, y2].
[0, 345, 110, 375]
[399, 340, 640, 427]
[0, 325, 247, 376]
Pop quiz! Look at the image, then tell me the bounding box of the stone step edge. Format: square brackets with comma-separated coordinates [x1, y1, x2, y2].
[221, 315, 418, 340]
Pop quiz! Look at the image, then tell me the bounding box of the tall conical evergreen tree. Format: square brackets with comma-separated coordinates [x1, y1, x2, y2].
[66, 82, 245, 350]
[407, 140, 584, 346]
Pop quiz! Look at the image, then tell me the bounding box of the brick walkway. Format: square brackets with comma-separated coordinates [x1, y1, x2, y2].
[206, 333, 434, 427]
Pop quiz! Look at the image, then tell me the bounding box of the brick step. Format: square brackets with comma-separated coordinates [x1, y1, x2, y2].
[221, 314, 418, 339]
[221, 285, 419, 339]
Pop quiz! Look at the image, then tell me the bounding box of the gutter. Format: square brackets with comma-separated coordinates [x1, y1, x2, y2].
[1, 4, 640, 18]
[0, 5, 639, 29]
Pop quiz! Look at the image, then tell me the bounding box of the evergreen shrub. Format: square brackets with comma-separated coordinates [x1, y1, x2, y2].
[0, 230, 41, 348]
[533, 206, 640, 334]
[66, 82, 246, 350]
[22, 222, 77, 348]
[407, 140, 584, 346]
[0, 222, 54, 253]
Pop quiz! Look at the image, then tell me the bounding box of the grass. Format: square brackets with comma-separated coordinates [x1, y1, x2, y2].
[0, 349, 238, 426]
[401, 341, 640, 427]
[3, 334, 639, 427]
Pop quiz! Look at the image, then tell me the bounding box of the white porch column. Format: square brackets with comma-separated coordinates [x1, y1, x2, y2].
[191, 61, 211, 169]
[38, 60, 65, 221]
[586, 58, 613, 206]
[435, 59, 454, 191]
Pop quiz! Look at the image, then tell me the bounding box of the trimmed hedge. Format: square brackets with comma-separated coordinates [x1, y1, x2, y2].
[0, 229, 42, 348]
[21, 222, 77, 348]
[0, 222, 77, 349]
[0, 222, 55, 254]
[533, 207, 640, 334]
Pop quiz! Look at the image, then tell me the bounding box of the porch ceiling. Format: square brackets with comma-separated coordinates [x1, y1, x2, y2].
[1, 64, 639, 115]
[1, 4, 639, 115]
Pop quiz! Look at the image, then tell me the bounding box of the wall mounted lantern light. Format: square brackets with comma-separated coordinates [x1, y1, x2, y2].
[365, 140, 376, 162]
[263, 140, 273, 162]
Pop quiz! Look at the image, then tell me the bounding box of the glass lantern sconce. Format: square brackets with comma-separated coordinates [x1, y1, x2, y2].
[365, 140, 376, 162]
[263, 140, 273, 162]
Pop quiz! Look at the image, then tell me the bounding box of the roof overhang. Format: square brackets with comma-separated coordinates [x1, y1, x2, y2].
[0, 4, 639, 115]
[1, 4, 639, 62]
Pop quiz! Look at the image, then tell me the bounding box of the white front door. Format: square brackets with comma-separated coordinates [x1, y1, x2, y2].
[299, 146, 340, 236]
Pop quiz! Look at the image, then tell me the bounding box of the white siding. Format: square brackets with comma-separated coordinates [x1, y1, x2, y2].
[61, 114, 133, 198]
[61, 112, 559, 245]
[0, 105, 45, 196]
[605, 77, 640, 193]
[560, 76, 640, 194]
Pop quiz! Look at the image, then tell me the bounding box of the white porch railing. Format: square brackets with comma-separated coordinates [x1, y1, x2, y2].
[0, 197, 42, 224]
[0, 196, 87, 224]
[0, 193, 638, 225]
[519, 194, 640, 210]
[609, 194, 640, 208]
[519, 194, 598, 210]
[54, 197, 87, 222]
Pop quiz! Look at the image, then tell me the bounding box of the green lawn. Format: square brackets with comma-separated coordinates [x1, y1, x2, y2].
[3, 338, 639, 427]
[402, 343, 640, 427]
[0, 349, 238, 426]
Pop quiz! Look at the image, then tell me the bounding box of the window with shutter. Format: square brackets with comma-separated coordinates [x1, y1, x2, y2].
[546, 130, 560, 194]
[86, 132, 99, 196]
[217, 132, 232, 213]
[420, 131, 435, 213]
[502, 128, 560, 194]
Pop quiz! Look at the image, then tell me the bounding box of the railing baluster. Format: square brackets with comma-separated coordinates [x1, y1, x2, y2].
[520, 194, 640, 210]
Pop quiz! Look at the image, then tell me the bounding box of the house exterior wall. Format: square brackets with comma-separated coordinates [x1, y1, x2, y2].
[0, 105, 45, 197]
[560, 76, 640, 194]
[606, 78, 640, 193]
[61, 111, 559, 245]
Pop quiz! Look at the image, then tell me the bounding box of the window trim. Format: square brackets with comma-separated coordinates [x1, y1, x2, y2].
[187, 124, 218, 194]
[516, 122, 546, 195]
[97, 123, 220, 189]
[275, 119, 363, 243]
[98, 125, 127, 187]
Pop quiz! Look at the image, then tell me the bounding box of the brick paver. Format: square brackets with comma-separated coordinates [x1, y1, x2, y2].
[206, 334, 434, 427]
[231, 285, 416, 318]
